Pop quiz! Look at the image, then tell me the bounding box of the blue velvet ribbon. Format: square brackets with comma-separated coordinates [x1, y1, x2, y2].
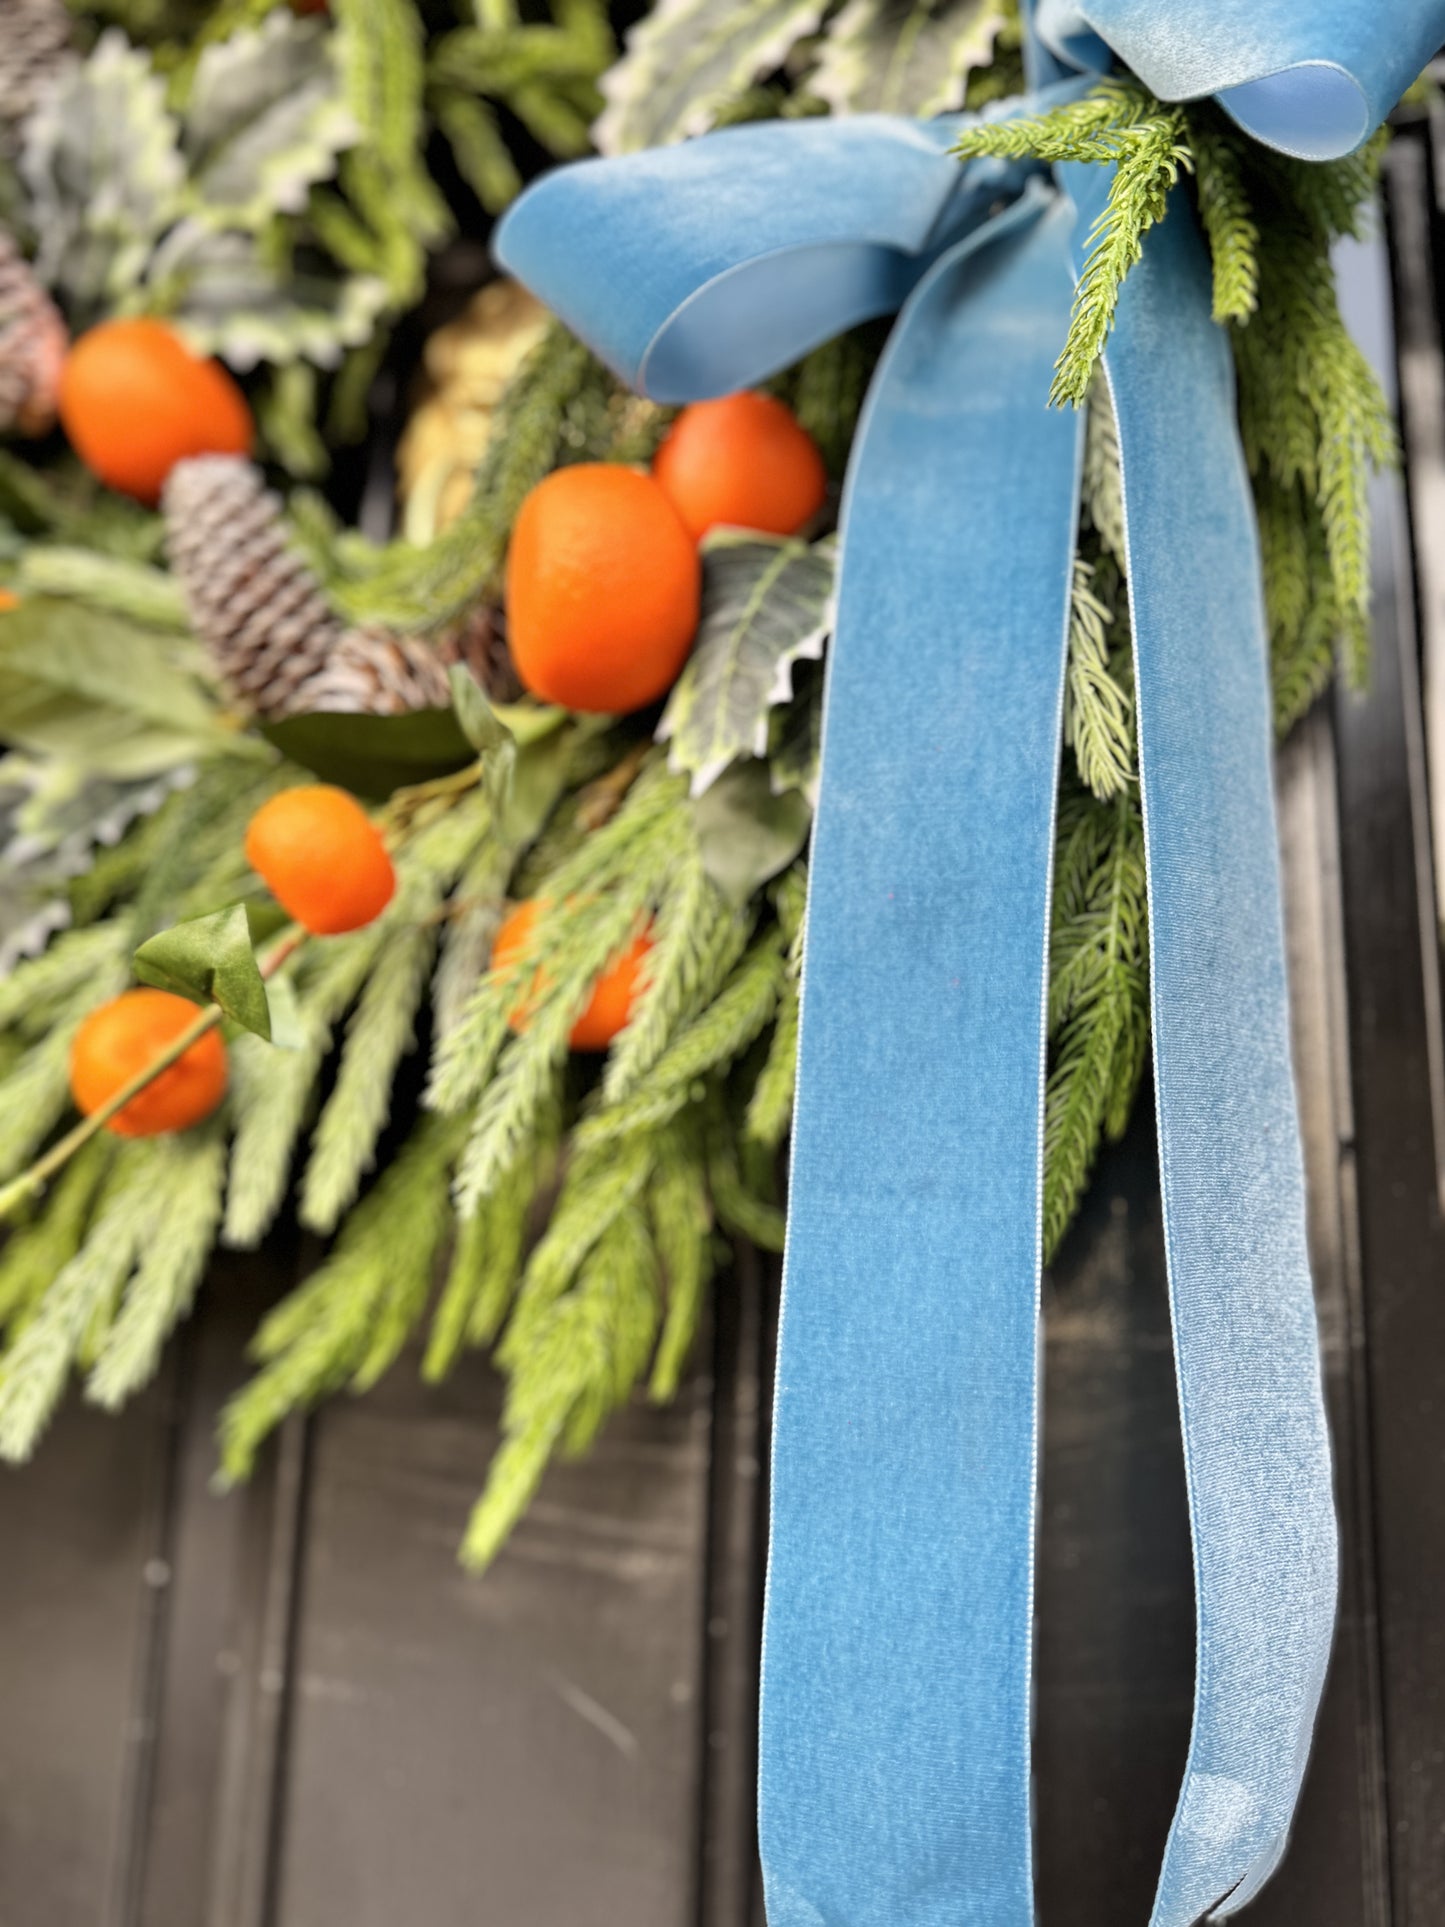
[495, 8, 1442, 1919]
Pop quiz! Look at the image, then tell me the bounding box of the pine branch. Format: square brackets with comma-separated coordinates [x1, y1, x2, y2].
[951, 80, 1190, 407]
[647, 1114, 713, 1400]
[0, 1144, 159, 1462]
[1043, 782, 1149, 1260]
[87, 1124, 226, 1410]
[220, 1116, 461, 1482]
[460, 1204, 659, 1571]
[223, 923, 388, 1247]
[0, 1139, 112, 1337]
[1187, 107, 1259, 323]
[1064, 556, 1135, 801]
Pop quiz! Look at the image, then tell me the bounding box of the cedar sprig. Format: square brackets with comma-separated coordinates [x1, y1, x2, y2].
[1044, 778, 1150, 1259]
[950, 79, 1192, 406]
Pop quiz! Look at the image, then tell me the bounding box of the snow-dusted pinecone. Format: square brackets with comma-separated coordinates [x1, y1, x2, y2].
[0, 230, 66, 437]
[163, 457, 452, 720]
[0, 0, 71, 152]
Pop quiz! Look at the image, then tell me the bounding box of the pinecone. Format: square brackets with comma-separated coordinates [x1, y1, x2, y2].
[0, 230, 67, 438]
[438, 601, 524, 705]
[163, 457, 452, 720]
[0, 0, 71, 152]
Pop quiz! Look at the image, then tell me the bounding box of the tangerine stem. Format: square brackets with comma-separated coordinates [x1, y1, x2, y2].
[0, 925, 305, 1227]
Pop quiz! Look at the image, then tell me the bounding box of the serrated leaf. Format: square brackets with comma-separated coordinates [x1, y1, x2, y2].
[595, 0, 825, 154]
[150, 220, 388, 373]
[183, 14, 358, 232]
[810, 0, 1005, 116]
[768, 655, 824, 807]
[134, 902, 272, 1039]
[659, 535, 832, 798]
[691, 756, 812, 906]
[0, 597, 247, 776]
[260, 706, 475, 797]
[20, 31, 185, 315]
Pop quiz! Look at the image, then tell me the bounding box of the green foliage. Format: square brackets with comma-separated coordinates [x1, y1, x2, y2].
[1187, 108, 1259, 324]
[1044, 779, 1149, 1261]
[0, 597, 243, 777]
[1063, 556, 1134, 802]
[1228, 132, 1396, 692]
[658, 535, 834, 797]
[21, 29, 186, 317]
[219, 1116, 462, 1481]
[951, 79, 1191, 407]
[180, 12, 357, 231]
[134, 901, 273, 1037]
[690, 755, 812, 905]
[595, 0, 826, 155]
[810, 0, 1006, 118]
[429, 0, 614, 213]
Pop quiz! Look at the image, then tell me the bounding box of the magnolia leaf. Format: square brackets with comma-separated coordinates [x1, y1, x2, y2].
[135, 903, 272, 1039]
[183, 14, 358, 231]
[151, 220, 388, 372]
[659, 534, 833, 798]
[0, 597, 247, 777]
[260, 706, 475, 797]
[810, 0, 1005, 116]
[768, 655, 824, 807]
[20, 31, 185, 315]
[691, 756, 812, 907]
[595, 0, 825, 154]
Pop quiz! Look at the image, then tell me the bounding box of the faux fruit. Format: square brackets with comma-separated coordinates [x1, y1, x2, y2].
[245, 785, 395, 935]
[58, 318, 253, 503]
[492, 899, 652, 1051]
[70, 989, 228, 1138]
[652, 391, 827, 541]
[505, 463, 700, 713]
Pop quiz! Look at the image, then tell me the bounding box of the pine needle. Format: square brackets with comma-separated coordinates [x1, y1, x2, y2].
[0, 1145, 159, 1462]
[1063, 557, 1135, 801]
[87, 1125, 227, 1411]
[220, 1117, 461, 1482]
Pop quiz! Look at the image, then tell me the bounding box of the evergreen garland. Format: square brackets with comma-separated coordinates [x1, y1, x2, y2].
[0, 0, 1403, 1566]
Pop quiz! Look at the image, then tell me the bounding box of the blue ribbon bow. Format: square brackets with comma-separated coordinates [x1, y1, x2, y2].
[496, 7, 1441, 1920]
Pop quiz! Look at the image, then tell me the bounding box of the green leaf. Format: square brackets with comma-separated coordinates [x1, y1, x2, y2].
[260, 705, 475, 797]
[0, 597, 247, 777]
[182, 13, 358, 231]
[595, 0, 826, 154]
[20, 31, 186, 317]
[448, 661, 513, 754]
[768, 655, 824, 807]
[690, 757, 812, 906]
[810, 0, 1005, 117]
[134, 902, 272, 1038]
[149, 221, 390, 373]
[658, 535, 833, 797]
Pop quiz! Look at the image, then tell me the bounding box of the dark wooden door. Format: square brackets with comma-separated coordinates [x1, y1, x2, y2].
[2, 127, 1443, 1927]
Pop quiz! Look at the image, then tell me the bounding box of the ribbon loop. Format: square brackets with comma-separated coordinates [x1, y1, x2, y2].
[1034, 0, 1445, 158]
[496, 119, 1031, 400]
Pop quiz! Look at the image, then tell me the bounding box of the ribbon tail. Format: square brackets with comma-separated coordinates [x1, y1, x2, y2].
[760, 184, 1083, 1927]
[1093, 187, 1339, 1925]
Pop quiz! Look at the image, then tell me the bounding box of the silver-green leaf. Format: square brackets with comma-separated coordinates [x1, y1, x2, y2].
[658, 534, 833, 799]
[594, 0, 825, 155]
[809, 0, 1005, 117]
[150, 221, 388, 372]
[20, 30, 185, 314]
[183, 13, 358, 232]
